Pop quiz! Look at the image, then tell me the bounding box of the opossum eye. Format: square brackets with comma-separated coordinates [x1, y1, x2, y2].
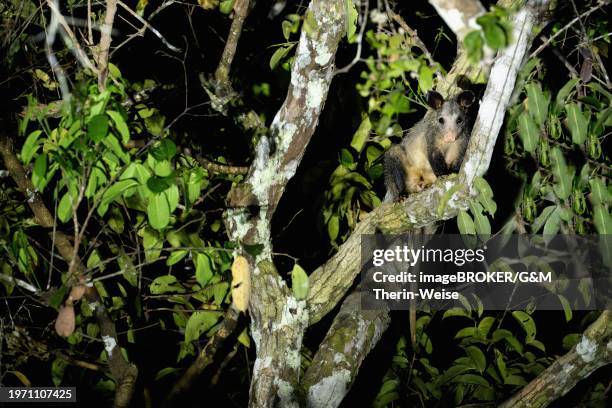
[456, 117, 462, 124]
[438, 117, 444, 124]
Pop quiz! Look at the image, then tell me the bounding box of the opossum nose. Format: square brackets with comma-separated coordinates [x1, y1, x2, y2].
[443, 132, 456, 142]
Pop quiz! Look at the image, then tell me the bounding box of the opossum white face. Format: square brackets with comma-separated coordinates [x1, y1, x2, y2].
[426, 90, 475, 143]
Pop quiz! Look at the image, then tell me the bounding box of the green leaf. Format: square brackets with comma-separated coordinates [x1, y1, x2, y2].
[528, 339, 546, 352]
[185, 311, 221, 343]
[542, 206, 561, 237]
[213, 282, 229, 305]
[107, 110, 130, 144]
[418, 65, 433, 93]
[150, 275, 185, 294]
[164, 184, 180, 212]
[452, 374, 491, 388]
[588, 178, 608, 206]
[282, 20, 293, 41]
[474, 177, 497, 216]
[478, 15, 506, 48]
[457, 210, 476, 235]
[455, 327, 478, 339]
[473, 177, 493, 198]
[592, 205, 611, 234]
[525, 83, 549, 126]
[107, 62, 122, 79]
[495, 350, 507, 381]
[464, 30, 484, 62]
[133, 163, 152, 185]
[57, 191, 73, 223]
[340, 148, 355, 169]
[291, 263, 309, 300]
[492, 329, 523, 354]
[108, 207, 125, 233]
[512, 311, 536, 342]
[350, 116, 371, 152]
[531, 205, 556, 233]
[140, 227, 162, 262]
[465, 346, 486, 373]
[51, 358, 67, 387]
[562, 333, 581, 350]
[21, 130, 42, 165]
[550, 147, 573, 200]
[366, 145, 383, 165]
[478, 316, 495, 338]
[219, 0, 234, 14]
[97, 179, 139, 216]
[237, 328, 251, 348]
[87, 114, 109, 142]
[327, 215, 339, 241]
[270, 45, 294, 70]
[470, 202, 491, 236]
[102, 134, 130, 163]
[147, 175, 172, 193]
[557, 294, 572, 322]
[87, 250, 103, 271]
[443, 307, 472, 320]
[554, 78, 579, 112]
[154, 367, 181, 381]
[148, 193, 170, 230]
[117, 250, 137, 287]
[32, 153, 47, 191]
[186, 169, 204, 205]
[593, 106, 611, 135]
[166, 249, 188, 266]
[517, 111, 539, 153]
[345, 0, 358, 42]
[195, 253, 214, 286]
[151, 139, 177, 161]
[154, 160, 173, 177]
[565, 103, 588, 145]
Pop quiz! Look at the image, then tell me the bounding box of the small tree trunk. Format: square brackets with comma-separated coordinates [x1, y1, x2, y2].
[249, 297, 309, 408]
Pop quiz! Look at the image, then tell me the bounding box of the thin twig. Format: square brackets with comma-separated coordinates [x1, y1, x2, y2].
[46, 0, 99, 74]
[388, 10, 436, 68]
[214, 0, 250, 85]
[115, 0, 182, 53]
[335, 0, 369, 75]
[529, 0, 610, 59]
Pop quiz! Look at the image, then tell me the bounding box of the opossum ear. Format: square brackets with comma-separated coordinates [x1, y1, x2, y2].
[457, 90, 475, 108]
[426, 91, 444, 110]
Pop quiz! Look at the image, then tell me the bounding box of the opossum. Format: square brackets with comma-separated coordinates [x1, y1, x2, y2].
[384, 90, 475, 202]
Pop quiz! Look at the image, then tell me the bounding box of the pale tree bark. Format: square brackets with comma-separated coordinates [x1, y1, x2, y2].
[429, 0, 486, 41]
[302, 293, 390, 408]
[223, 1, 347, 406]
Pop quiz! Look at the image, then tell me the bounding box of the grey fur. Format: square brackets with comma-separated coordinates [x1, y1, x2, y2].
[383, 90, 475, 202]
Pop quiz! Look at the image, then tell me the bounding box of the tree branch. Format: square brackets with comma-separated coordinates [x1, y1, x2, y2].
[97, 0, 118, 90]
[215, 0, 251, 85]
[164, 307, 241, 404]
[220, 1, 348, 405]
[499, 311, 612, 408]
[428, 0, 485, 41]
[302, 293, 390, 408]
